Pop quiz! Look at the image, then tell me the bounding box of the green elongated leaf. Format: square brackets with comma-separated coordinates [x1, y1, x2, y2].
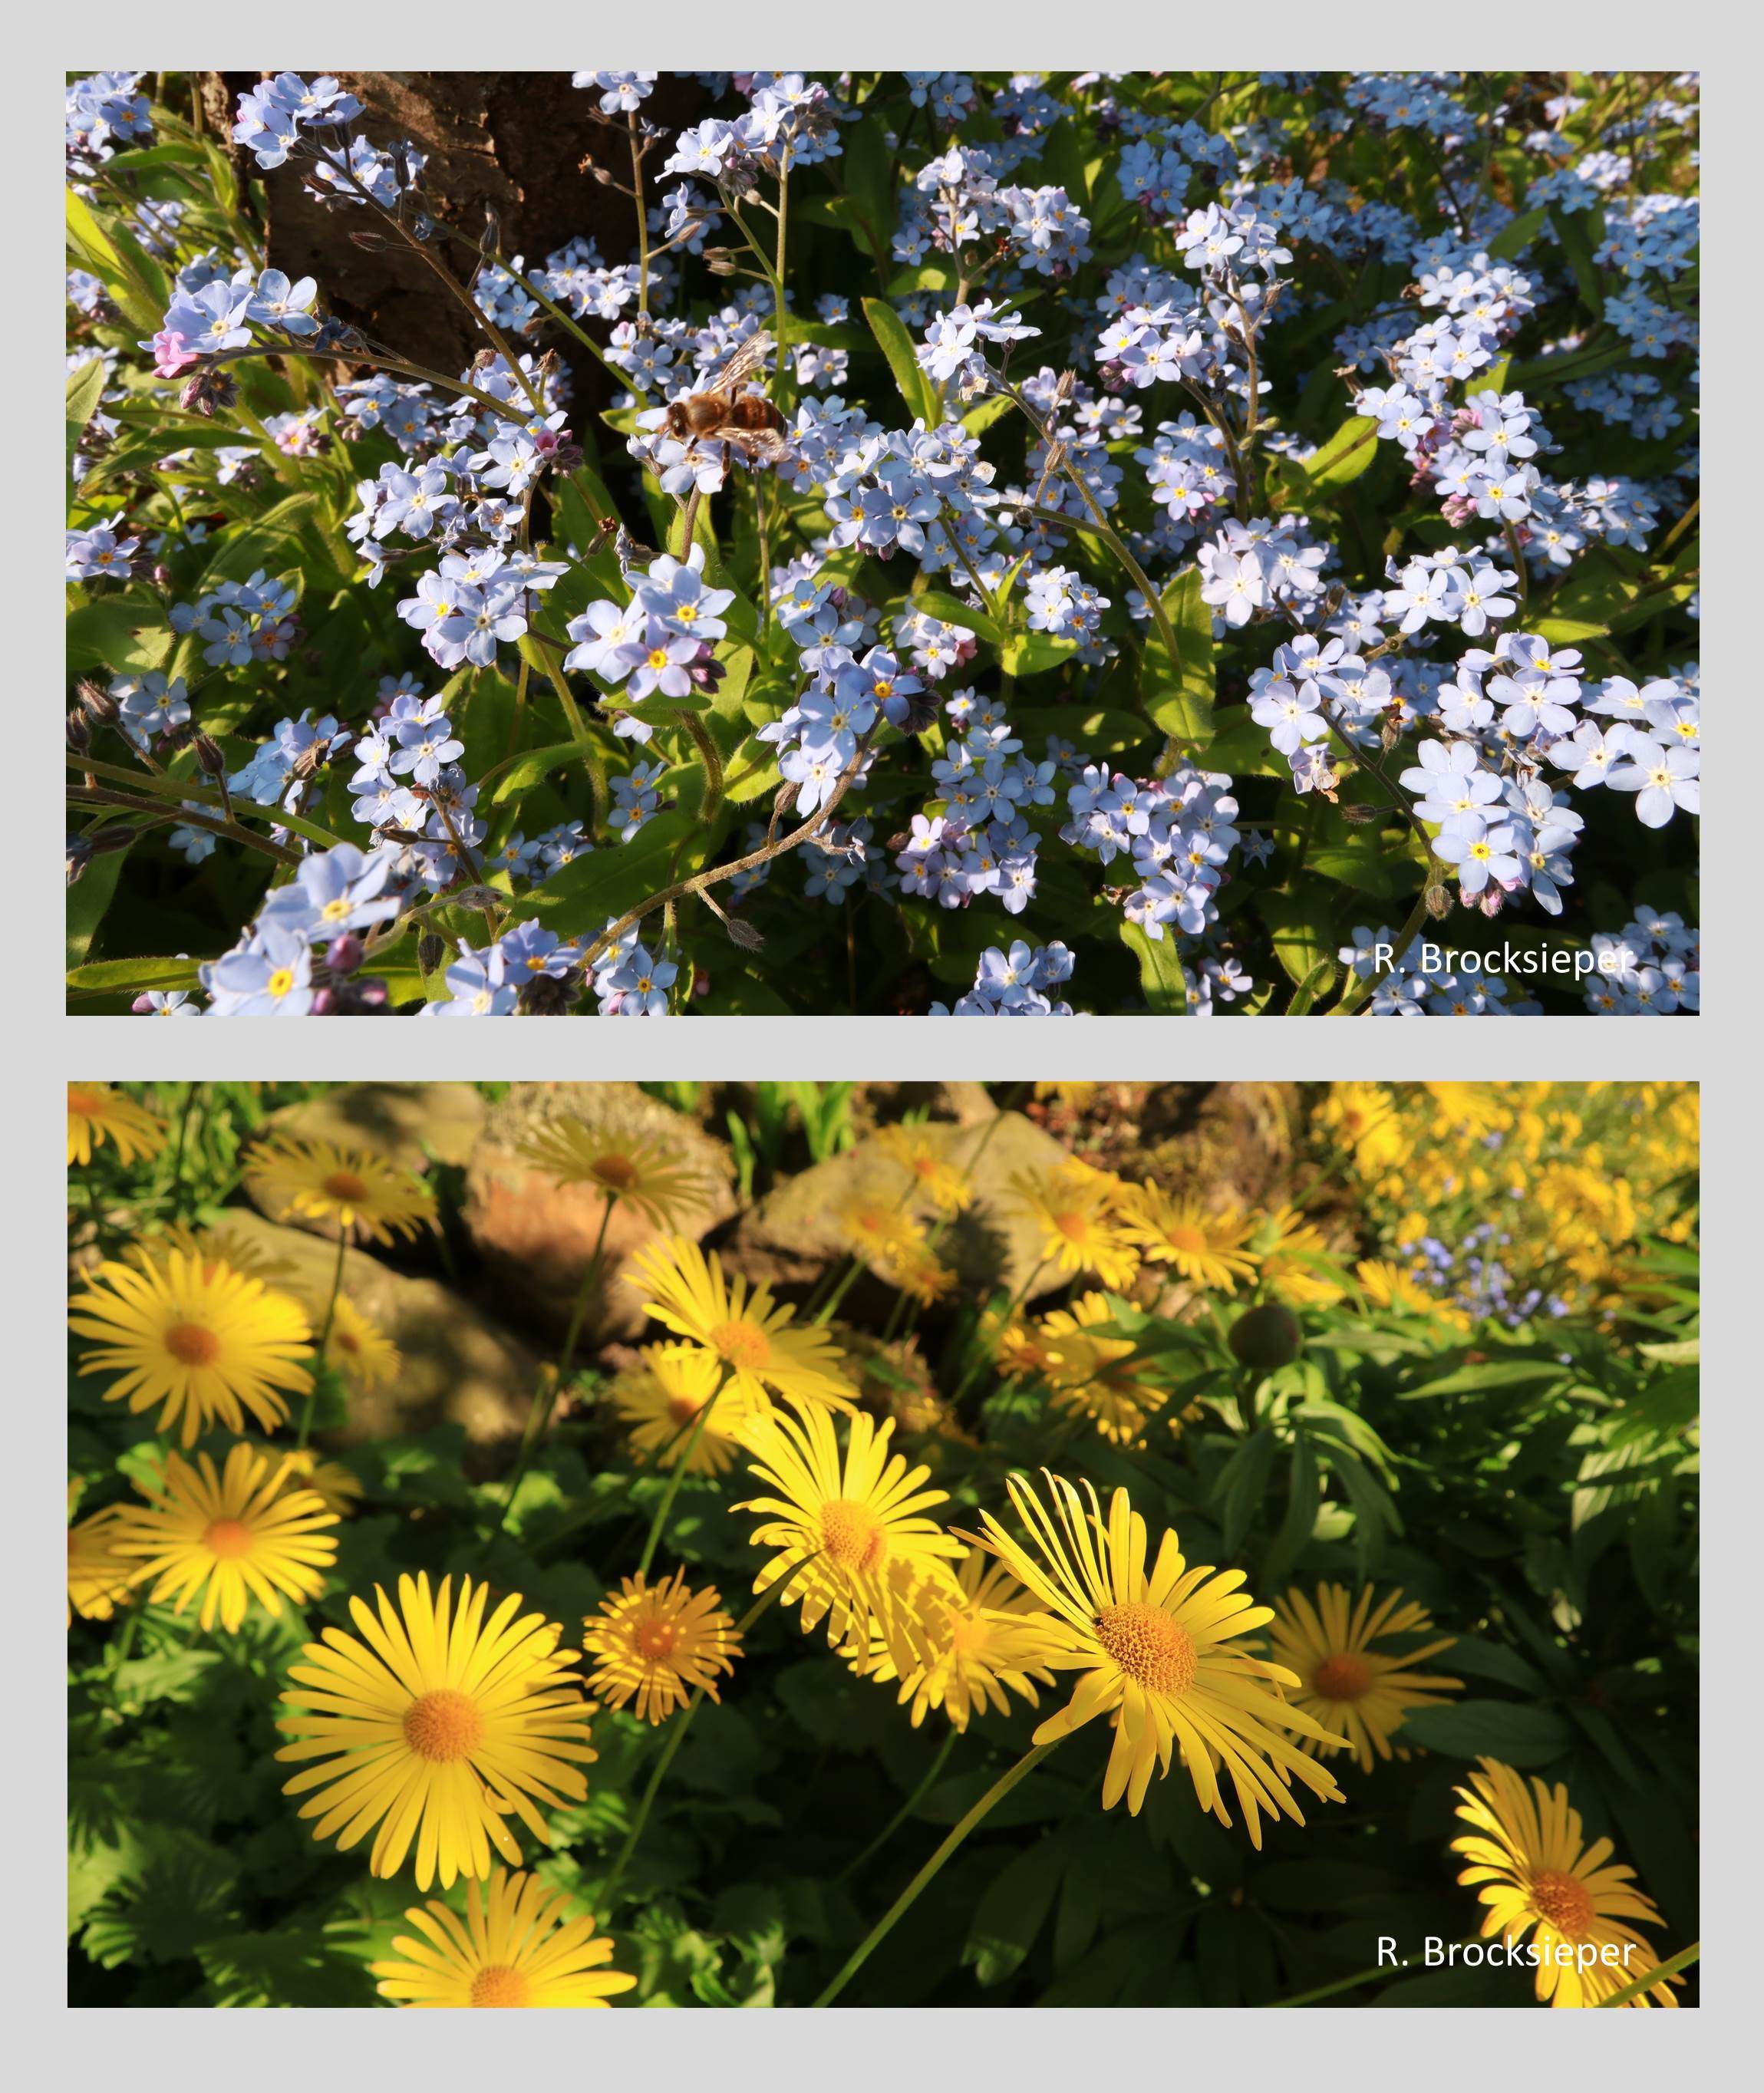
[961, 393, 1014, 437]
[1260, 1439, 1321, 1590]
[487, 740, 585, 806]
[66, 358, 106, 493]
[1441, 1635, 1547, 1695]
[66, 843, 132, 971]
[1284, 958, 1337, 1015]
[964, 1838, 1067, 1986]
[1259, 890, 1336, 988]
[862, 296, 938, 428]
[1550, 206, 1607, 318]
[67, 954, 201, 999]
[1289, 411, 1380, 492]
[1001, 629, 1079, 677]
[516, 806, 707, 935]
[910, 585, 1003, 647]
[198, 494, 325, 590]
[66, 188, 161, 332]
[1118, 921, 1192, 1014]
[1146, 566, 1215, 742]
[1216, 1427, 1280, 1555]
[66, 597, 174, 674]
[1399, 1699, 1574, 1767]
[1486, 206, 1549, 262]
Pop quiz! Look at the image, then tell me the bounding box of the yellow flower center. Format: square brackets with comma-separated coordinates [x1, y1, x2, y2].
[203, 1518, 255, 1559]
[1529, 1868, 1594, 1940]
[709, 1320, 770, 1369]
[1312, 1652, 1373, 1702]
[1094, 1602, 1197, 1695]
[819, 1498, 888, 1573]
[635, 1619, 680, 1660]
[322, 1169, 370, 1203]
[402, 1687, 485, 1762]
[468, 1965, 532, 2008]
[164, 1321, 221, 1366]
[267, 967, 296, 1000]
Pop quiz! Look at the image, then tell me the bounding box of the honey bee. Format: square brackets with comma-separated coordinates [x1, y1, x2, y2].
[665, 332, 790, 477]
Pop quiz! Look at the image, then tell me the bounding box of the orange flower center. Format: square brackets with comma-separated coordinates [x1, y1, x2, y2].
[1094, 1602, 1197, 1695]
[164, 1321, 221, 1366]
[203, 1518, 255, 1559]
[1313, 1653, 1374, 1702]
[709, 1320, 770, 1369]
[819, 1498, 888, 1573]
[68, 1090, 99, 1119]
[402, 1687, 485, 1762]
[469, 1965, 532, 2008]
[1053, 1211, 1092, 1242]
[635, 1619, 680, 1660]
[1162, 1224, 1208, 1255]
[664, 1393, 704, 1426]
[592, 1153, 639, 1191]
[1529, 1868, 1594, 1940]
[322, 1169, 369, 1203]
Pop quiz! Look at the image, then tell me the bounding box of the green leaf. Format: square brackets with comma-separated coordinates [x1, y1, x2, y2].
[487, 740, 586, 806]
[1215, 1428, 1279, 1554]
[67, 358, 106, 494]
[1284, 958, 1337, 1015]
[1146, 567, 1215, 742]
[516, 806, 705, 934]
[65, 597, 174, 674]
[1486, 206, 1549, 262]
[1288, 411, 1380, 493]
[67, 953, 202, 1000]
[66, 188, 162, 332]
[862, 296, 938, 428]
[1398, 1699, 1574, 1767]
[67, 844, 131, 971]
[1550, 206, 1607, 319]
[1444, 1636, 1548, 1696]
[1119, 921, 1192, 1014]
[1259, 891, 1336, 988]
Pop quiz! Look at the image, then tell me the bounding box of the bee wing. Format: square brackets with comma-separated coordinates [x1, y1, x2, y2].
[710, 330, 774, 396]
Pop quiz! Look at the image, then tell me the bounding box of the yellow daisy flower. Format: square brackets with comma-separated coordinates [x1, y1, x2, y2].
[143, 1219, 298, 1287]
[371, 1867, 636, 2009]
[68, 1500, 134, 1627]
[272, 1445, 366, 1518]
[245, 1135, 436, 1244]
[1035, 1291, 1169, 1446]
[628, 1236, 858, 1416]
[871, 1125, 973, 1215]
[839, 1197, 953, 1306]
[1269, 1584, 1462, 1771]
[582, 1569, 741, 1725]
[1120, 1185, 1260, 1294]
[1356, 1258, 1459, 1322]
[318, 1294, 401, 1393]
[109, 1443, 338, 1633]
[516, 1119, 709, 1231]
[611, 1343, 760, 1475]
[69, 1248, 314, 1447]
[868, 1551, 1054, 1732]
[736, 1399, 964, 1673]
[965, 1471, 1345, 1835]
[1256, 1205, 1347, 1309]
[276, 1572, 596, 1891]
[68, 1083, 167, 1168]
[1451, 1757, 1683, 2007]
[1010, 1162, 1141, 1291]
[1317, 1081, 1407, 1173]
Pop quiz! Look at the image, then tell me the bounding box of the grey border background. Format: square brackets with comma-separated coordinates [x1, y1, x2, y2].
[38, 5, 1736, 2068]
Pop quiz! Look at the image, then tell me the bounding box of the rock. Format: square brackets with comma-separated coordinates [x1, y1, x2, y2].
[211, 1212, 539, 1448]
[723, 1108, 1078, 1305]
[256, 1082, 486, 1171]
[461, 1084, 739, 1343]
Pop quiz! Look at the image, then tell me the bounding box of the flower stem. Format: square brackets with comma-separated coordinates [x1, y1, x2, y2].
[483, 1198, 615, 1549]
[296, 1230, 349, 1450]
[599, 1561, 806, 1903]
[1597, 1939, 1700, 2007]
[633, 1368, 729, 1578]
[811, 1739, 1060, 2006]
[836, 1727, 958, 1884]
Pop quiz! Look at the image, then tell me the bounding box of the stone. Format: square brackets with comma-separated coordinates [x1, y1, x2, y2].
[723, 1107, 1079, 1305]
[212, 1211, 539, 1448]
[256, 1081, 486, 1171]
[461, 1083, 739, 1343]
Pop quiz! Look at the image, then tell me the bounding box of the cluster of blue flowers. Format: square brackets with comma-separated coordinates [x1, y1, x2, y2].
[67, 70, 1697, 1014]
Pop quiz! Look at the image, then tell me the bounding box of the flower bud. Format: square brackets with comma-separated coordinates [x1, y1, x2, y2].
[193, 733, 226, 776]
[326, 932, 364, 976]
[1228, 1302, 1304, 1371]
